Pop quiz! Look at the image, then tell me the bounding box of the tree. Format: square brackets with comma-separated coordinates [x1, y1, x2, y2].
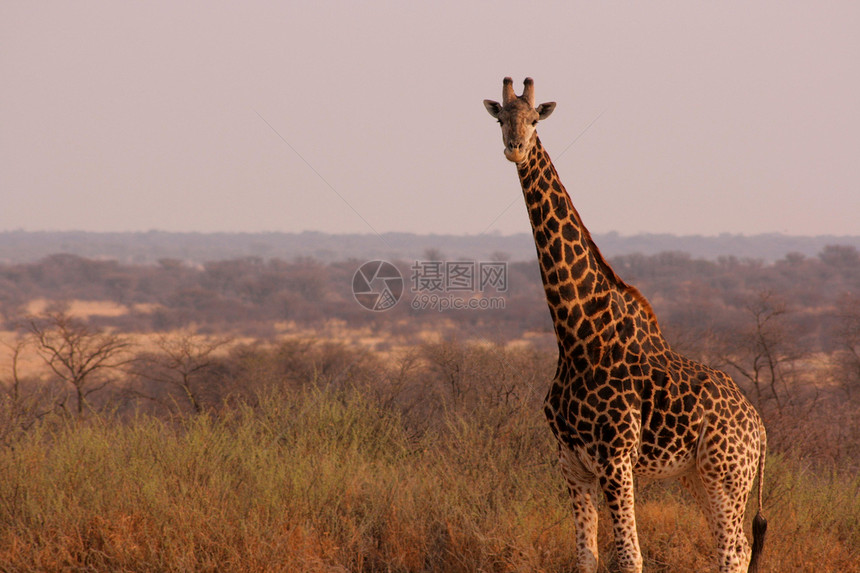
[719, 290, 803, 413]
[132, 331, 231, 414]
[833, 294, 860, 401]
[27, 312, 133, 416]
[0, 339, 55, 446]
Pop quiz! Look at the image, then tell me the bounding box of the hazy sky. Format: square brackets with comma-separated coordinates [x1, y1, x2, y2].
[2, 2, 858, 238]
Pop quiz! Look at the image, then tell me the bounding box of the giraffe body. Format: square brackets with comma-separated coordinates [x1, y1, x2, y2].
[484, 78, 767, 573]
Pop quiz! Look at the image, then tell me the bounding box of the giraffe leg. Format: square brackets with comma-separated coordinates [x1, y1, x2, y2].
[697, 481, 751, 573]
[598, 458, 642, 573]
[695, 429, 759, 572]
[559, 447, 600, 573]
[679, 470, 718, 540]
[681, 469, 750, 572]
[569, 479, 601, 573]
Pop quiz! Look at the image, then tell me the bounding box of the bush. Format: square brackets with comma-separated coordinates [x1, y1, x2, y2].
[1, 376, 858, 572]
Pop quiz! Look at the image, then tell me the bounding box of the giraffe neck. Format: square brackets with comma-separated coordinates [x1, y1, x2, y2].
[518, 136, 664, 370]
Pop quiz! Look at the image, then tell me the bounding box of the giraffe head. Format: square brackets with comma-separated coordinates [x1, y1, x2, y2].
[484, 77, 556, 164]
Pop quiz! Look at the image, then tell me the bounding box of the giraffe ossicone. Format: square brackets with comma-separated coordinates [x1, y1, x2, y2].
[484, 77, 767, 573]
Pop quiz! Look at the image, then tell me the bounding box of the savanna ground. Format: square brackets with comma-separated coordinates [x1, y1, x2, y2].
[1, 286, 859, 572]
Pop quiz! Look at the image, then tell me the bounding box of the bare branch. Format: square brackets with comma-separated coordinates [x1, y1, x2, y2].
[26, 311, 134, 416]
[130, 330, 232, 415]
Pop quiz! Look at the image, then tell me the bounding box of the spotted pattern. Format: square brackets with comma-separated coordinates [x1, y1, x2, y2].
[485, 78, 768, 573]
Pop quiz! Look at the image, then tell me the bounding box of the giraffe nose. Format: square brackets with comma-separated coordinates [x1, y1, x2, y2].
[504, 141, 528, 163]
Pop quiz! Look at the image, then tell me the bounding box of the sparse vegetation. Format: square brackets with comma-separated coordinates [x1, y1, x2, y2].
[0, 246, 858, 571]
[1, 246, 859, 352]
[0, 378, 857, 572]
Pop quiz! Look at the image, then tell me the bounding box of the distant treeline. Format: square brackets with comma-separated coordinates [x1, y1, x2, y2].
[0, 246, 858, 355]
[2, 230, 860, 265]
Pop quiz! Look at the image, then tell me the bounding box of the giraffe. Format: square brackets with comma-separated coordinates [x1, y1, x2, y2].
[483, 77, 767, 573]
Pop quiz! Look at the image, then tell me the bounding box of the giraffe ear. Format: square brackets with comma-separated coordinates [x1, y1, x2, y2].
[483, 100, 502, 118]
[536, 102, 556, 120]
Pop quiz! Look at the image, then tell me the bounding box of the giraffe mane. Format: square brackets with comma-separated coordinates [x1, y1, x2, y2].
[570, 202, 661, 329]
[533, 135, 661, 329]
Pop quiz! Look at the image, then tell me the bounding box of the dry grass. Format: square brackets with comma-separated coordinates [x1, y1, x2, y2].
[24, 299, 153, 319]
[0, 384, 857, 573]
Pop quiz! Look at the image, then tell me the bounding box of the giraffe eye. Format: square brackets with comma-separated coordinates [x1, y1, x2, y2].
[532, 120, 538, 127]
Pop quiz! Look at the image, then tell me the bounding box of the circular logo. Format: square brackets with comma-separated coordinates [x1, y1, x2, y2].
[352, 260, 403, 311]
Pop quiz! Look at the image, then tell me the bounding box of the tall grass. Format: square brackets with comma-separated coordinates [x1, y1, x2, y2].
[1, 385, 858, 572]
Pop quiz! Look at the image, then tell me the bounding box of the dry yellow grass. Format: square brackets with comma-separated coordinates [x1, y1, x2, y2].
[1, 305, 858, 572]
[11, 299, 550, 361]
[0, 386, 857, 572]
[24, 298, 150, 319]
